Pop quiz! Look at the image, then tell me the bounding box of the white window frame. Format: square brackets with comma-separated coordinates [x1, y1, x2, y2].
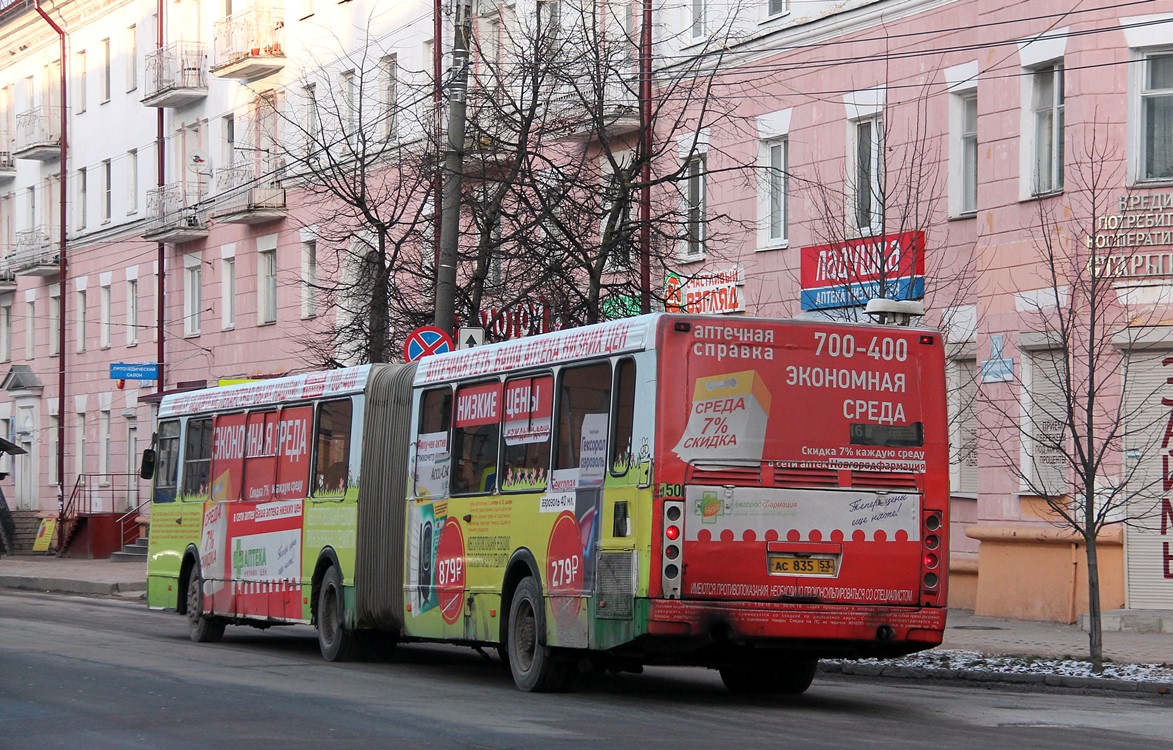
[183, 253, 202, 336]
[1020, 348, 1069, 496]
[300, 235, 317, 319]
[1016, 29, 1067, 199]
[75, 287, 87, 353]
[125, 274, 138, 346]
[74, 409, 86, 478]
[1030, 62, 1065, 195]
[75, 49, 86, 114]
[258, 235, 278, 325]
[127, 149, 138, 214]
[23, 294, 35, 360]
[75, 167, 87, 231]
[690, 0, 706, 41]
[765, 0, 790, 19]
[677, 131, 709, 260]
[381, 54, 398, 142]
[98, 408, 111, 476]
[48, 286, 60, 356]
[755, 109, 792, 250]
[0, 301, 11, 362]
[221, 245, 236, 330]
[101, 159, 112, 223]
[126, 25, 138, 92]
[99, 280, 111, 349]
[844, 87, 885, 236]
[1137, 49, 1173, 183]
[100, 38, 111, 103]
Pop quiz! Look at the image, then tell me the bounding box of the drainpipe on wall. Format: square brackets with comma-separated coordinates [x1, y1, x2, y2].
[33, 1, 67, 547]
[638, 0, 652, 314]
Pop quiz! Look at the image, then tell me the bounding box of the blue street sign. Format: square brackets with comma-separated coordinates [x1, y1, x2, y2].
[110, 362, 159, 380]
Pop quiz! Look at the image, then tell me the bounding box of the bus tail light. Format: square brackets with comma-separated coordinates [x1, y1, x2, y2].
[921, 510, 945, 603]
[661, 500, 684, 599]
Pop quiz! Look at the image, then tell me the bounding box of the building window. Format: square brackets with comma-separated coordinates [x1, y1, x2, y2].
[127, 149, 138, 214]
[951, 358, 978, 494]
[75, 50, 86, 113]
[75, 289, 87, 353]
[99, 409, 111, 476]
[259, 248, 277, 324]
[0, 302, 10, 362]
[184, 255, 201, 336]
[48, 290, 59, 356]
[767, 0, 789, 16]
[303, 84, 320, 158]
[126, 278, 138, 346]
[1031, 62, 1064, 194]
[99, 283, 111, 349]
[24, 299, 34, 359]
[301, 239, 317, 319]
[1141, 51, 1173, 181]
[852, 115, 883, 232]
[340, 70, 357, 142]
[222, 114, 235, 169]
[222, 257, 236, 329]
[101, 160, 112, 222]
[382, 55, 398, 142]
[766, 138, 787, 243]
[690, 0, 705, 40]
[100, 38, 111, 103]
[1024, 349, 1068, 495]
[74, 410, 86, 477]
[126, 25, 138, 92]
[684, 154, 705, 258]
[955, 92, 978, 215]
[76, 167, 87, 231]
[48, 414, 58, 484]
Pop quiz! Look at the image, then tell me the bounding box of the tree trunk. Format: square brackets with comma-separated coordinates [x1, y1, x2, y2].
[1084, 532, 1103, 671]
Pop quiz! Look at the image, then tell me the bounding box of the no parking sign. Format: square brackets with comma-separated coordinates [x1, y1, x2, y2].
[404, 326, 455, 362]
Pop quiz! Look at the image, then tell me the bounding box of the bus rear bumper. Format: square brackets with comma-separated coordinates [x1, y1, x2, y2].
[645, 598, 946, 654]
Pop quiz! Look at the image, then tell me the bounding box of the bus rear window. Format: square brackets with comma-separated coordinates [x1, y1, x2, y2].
[314, 399, 352, 496]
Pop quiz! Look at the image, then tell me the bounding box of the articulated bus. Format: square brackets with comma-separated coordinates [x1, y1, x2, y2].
[143, 313, 948, 693]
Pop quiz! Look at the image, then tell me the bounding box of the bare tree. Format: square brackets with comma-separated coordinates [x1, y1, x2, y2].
[268, 25, 438, 366]
[981, 119, 1169, 667]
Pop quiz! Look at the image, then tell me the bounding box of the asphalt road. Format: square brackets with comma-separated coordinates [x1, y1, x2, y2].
[1, 590, 1170, 749]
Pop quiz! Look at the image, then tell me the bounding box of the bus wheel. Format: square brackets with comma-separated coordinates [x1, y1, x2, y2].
[317, 566, 357, 662]
[507, 577, 569, 692]
[719, 658, 817, 695]
[186, 571, 226, 643]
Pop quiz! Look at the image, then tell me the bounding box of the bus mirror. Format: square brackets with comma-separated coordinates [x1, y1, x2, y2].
[139, 449, 157, 480]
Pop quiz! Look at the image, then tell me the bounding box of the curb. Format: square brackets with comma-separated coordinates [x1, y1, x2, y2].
[0, 576, 147, 597]
[821, 661, 1173, 695]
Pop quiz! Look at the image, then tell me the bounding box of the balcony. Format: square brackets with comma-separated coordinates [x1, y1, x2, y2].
[142, 182, 209, 244]
[550, 78, 640, 141]
[12, 226, 60, 276]
[14, 106, 63, 161]
[212, 158, 286, 224]
[0, 131, 16, 180]
[0, 263, 15, 292]
[211, 3, 286, 81]
[142, 42, 208, 108]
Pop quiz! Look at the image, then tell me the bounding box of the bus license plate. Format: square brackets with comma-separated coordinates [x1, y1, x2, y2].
[768, 554, 837, 576]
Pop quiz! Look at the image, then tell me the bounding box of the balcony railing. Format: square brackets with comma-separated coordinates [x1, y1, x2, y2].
[143, 181, 209, 243]
[548, 77, 639, 140]
[211, 3, 286, 81]
[0, 130, 15, 178]
[14, 106, 63, 161]
[213, 157, 286, 223]
[143, 42, 208, 107]
[12, 226, 60, 275]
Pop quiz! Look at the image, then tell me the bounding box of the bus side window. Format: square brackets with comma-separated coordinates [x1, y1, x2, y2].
[313, 399, 353, 496]
[452, 381, 502, 495]
[182, 418, 212, 498]
[153, 420, 180, 504]
[414, 388, 452, 498]
[611, 359, 636, 475]
[500, 375, 552, 492]
[555, 362, 611, 472]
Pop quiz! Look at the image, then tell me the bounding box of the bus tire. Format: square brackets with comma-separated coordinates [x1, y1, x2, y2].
[317, 566, 357, 662]
[186, 570, 226, 644]
[507, 577, 569, 692]
[720, 658, 817, 695]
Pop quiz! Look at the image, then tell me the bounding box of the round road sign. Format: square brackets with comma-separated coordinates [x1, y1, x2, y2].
[404, 326, 455, 362]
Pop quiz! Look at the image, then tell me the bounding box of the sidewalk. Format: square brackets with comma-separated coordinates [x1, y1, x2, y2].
[2, 554, 1170, 692]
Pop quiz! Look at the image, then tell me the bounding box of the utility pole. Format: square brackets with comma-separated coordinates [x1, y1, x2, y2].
[638, 0, 652, 313]
[434, 0, 473, 334]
